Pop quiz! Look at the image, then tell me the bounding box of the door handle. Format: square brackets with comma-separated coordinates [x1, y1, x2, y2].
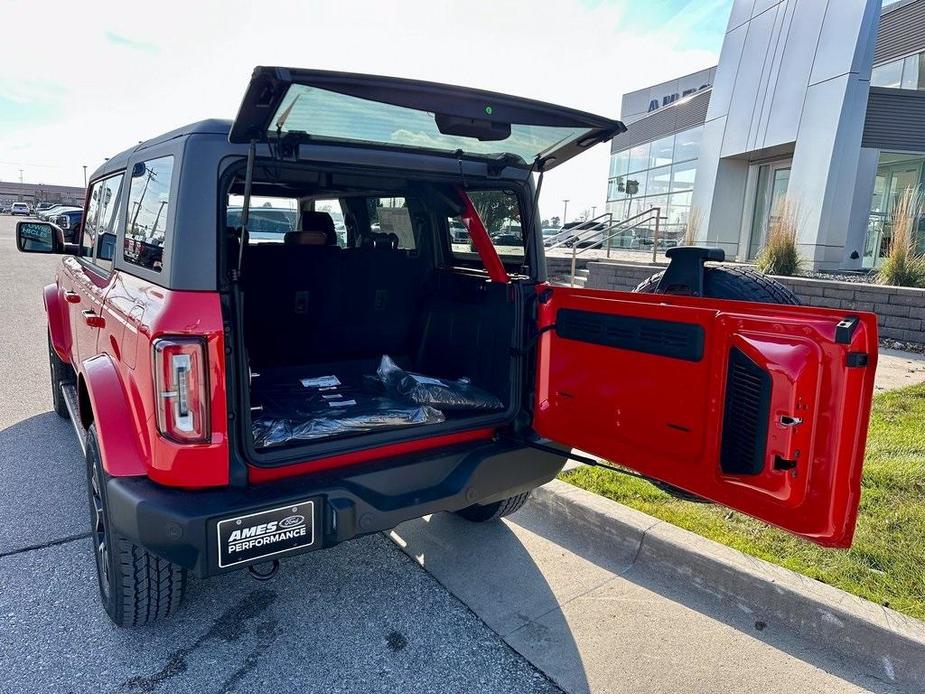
[64, 291, 81, 304]
[82, 310, 105, 328]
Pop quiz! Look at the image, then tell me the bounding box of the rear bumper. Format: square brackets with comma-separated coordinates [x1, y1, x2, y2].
[105, 438, 567, 578]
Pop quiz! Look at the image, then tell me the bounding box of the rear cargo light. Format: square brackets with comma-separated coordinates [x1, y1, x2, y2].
[153, 337, 210, 443]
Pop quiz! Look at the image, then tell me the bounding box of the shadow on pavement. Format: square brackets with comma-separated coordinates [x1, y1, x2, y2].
[504, 500, 899, 693]
[0, 411, 88, 555]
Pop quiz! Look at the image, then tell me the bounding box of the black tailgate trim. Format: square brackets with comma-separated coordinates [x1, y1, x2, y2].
[555, 308, 705, 361]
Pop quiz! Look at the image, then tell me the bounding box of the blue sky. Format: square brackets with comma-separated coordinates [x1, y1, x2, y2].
[0, 0, 733, 219]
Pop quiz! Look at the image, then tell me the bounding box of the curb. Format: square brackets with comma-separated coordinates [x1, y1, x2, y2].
[531, 479, 925, 690]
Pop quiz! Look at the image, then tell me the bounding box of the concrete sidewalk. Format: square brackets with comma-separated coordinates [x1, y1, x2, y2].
[390, 503, 905, 693]
[874, 348, 925, 393]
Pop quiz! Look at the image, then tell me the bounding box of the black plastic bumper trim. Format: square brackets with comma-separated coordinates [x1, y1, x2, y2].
[105, 438, 567, 577]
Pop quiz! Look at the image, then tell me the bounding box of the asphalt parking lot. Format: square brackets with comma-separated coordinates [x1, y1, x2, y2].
[0, 216, 559, 694]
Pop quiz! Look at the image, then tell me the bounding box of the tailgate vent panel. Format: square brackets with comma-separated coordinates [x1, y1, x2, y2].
[555, 309, 704, 361]
[720, 347, 771, 475]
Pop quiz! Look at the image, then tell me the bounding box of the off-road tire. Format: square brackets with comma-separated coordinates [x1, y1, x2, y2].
[85, 425, 187, 627]
[48, 333, 73, 419]
[455, 491, 531, 523]
[634, 264, 798, 502]
[634, 265, 800, 305]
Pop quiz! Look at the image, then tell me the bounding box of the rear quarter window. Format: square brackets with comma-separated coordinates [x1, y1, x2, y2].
[124, 155, 174, 272]
[447, 189, 526, 267]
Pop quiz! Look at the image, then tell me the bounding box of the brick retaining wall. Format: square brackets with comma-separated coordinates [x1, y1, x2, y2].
[579, 260, 925, 345]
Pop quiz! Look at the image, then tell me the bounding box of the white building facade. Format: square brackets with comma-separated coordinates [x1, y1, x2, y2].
[606, 0, 925, 271]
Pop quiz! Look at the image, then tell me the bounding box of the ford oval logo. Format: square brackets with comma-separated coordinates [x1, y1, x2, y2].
[279, 515, 304, 529]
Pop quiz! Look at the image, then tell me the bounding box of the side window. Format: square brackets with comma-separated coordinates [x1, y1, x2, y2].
[93, 174, 124, 271]
[313, 199, 348, 248]
[81, 182, 103, 257]
[124, 156, 174, 272]
[368, 197, 416, 250]
[447, 190, 525, 263]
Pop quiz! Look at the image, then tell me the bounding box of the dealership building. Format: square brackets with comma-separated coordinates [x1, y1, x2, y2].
[0, 181, 85, 208]
[606, 0, 925, 270]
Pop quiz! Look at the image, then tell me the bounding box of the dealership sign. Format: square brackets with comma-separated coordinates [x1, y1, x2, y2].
[648, 83, 711, 113]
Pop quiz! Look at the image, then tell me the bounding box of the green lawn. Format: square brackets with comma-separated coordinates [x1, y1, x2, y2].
[559, 383, 925, 620]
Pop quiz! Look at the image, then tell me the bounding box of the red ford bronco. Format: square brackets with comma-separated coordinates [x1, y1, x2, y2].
[17, 67, 878, 627]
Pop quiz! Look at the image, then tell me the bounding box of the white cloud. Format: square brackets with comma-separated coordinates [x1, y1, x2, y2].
[0, 0, 721, 220]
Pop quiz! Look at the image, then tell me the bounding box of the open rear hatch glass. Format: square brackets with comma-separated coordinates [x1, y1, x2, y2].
[229, 66, 626, 170]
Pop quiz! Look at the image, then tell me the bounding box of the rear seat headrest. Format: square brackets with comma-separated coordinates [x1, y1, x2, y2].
[358, 231, 399, 250]
[300, 211, 337, 245]
[284, 230, 328, 246]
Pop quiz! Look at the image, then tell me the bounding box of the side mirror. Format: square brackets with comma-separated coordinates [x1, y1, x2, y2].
[16, 221, 64, 254]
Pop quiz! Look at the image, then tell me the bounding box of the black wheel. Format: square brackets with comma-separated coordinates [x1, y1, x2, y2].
[455, 491, 531, 523]
[48, 333, 73, 419]
[634, 264, 798, 503]
[85, 425, 187, 627]
[634, 265, 799, 305]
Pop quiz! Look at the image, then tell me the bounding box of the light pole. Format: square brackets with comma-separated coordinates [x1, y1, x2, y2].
[562, 199, 569, 225]
[591, 205, 597, 219]
[83, 165, 87, 188]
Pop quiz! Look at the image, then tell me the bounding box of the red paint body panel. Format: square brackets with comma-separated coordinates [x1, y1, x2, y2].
[81, 354, 149, 477]
[59, 266, 231, 488]
[44, 283, 71, 361]
[248, 428, 496, 483]
[534, 285, 878, 547]
[457, 188, 510, 283]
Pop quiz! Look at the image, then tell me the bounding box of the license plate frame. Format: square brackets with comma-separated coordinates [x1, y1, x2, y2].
[216, 499, 318, 569]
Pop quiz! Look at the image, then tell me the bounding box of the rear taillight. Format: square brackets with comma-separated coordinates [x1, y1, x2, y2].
[153, 337, 210, 443]
[57, 215, 69, 229]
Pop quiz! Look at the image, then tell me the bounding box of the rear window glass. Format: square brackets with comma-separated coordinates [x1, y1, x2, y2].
[124, 155, 174, 272]
[448, 190, 524, 262]
[272, 84, 594, 163]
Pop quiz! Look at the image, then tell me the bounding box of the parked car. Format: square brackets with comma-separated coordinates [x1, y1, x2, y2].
[35, 202, 55, 214]
[39, 205, 80, 221]
[10, 202, 30, 215]
[449, 219, 469, 243]
[17, 66, 878, 627]
[55, 209, 84, 243]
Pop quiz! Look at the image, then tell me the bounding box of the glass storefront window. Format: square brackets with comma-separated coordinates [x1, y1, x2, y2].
[610, 149, 630, 178]
[673, 126, 702, 162]
[647, 166, 671, 196]
[872, 59, 903, 88]
[649, 135, 674, 168]
[625, 170, 647, 198]
[670, 160, 697, 192]
[607, 177, 626, 201]
[628, 143, 650, 174]
[902, 53, 925, 90]
[608, 125, 702, 225]
[862, 153, 925, 268]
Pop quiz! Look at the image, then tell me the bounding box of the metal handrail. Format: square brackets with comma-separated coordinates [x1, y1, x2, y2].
[550, 207, 665, 286]
[544, 211, 615, 252]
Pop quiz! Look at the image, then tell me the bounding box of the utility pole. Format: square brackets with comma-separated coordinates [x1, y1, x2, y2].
[130, 167, 156, 232]
[591, 205, 597, 219]
[18, 169, 23, 184]
[562, 199, 569, 225]
[83, 165, 87, 188]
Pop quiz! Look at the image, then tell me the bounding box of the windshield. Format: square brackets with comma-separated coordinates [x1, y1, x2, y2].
[272, 84, 595, 163]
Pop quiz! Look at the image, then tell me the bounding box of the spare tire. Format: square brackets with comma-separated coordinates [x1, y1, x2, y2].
[633, 263, 799, 502]
[634, 264, 799, 305]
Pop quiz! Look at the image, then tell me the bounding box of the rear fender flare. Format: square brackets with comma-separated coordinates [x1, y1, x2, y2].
[44, 283, 71, 361]
[80, 354, 148, 477]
